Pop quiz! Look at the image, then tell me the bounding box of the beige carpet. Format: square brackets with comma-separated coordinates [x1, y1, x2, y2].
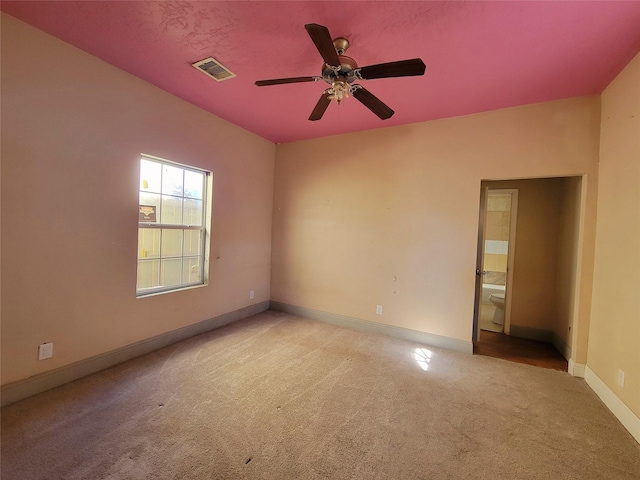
[2, 310, 639, 479]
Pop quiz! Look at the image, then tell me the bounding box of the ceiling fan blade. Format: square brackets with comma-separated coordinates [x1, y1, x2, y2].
[352, 87, 394, 120]
[309, 92, 332, 121]
[255, 76, 318, 86]
[358, 58, 426, 80]
[304, 23, 340, 67]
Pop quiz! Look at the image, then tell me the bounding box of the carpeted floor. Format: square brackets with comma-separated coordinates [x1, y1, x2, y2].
[2, 310, 639, 479]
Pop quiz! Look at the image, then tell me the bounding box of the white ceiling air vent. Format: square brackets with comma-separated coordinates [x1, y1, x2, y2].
[192, 57, 236, 82]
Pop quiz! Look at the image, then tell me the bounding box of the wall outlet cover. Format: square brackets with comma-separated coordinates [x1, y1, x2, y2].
[38, 342, 53, 360]
[376, 305, 383, 315]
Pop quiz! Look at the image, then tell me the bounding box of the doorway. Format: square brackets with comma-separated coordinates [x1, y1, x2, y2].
[472, 177, 581, 372]
[474, 187, 518, 341]
[477, 189, 517, 337]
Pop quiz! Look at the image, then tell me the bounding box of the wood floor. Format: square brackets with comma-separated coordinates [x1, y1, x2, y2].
[474, 330, 568, 371]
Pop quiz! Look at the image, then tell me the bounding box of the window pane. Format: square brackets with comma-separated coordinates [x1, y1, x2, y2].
[184, 170, 203, 199]
[137, 259, 160, 289]
[138, 156, 210, 296]
[161, 195, 183, 224]
[184, 198, 203, 226]
[138, 228, 160, 259]
[161, 229, 183, 257]
[139, 193, 160, 223]
[183, 230, 202, 256]
[162, 164, 184, 196]
[160, 258, 182, 287]
[140, 159, 161, 193]
[183, 257, 202, 284]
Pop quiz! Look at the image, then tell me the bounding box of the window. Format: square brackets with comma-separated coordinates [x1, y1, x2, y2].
[137, 155, 211, 296]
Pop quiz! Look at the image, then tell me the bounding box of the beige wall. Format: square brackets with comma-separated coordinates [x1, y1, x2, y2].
[1, 15, 275, 385]
[272, 96, 600, 358]
[483, 179, 564, 333]
[589, 52, 640, 417]
[555, 176, 583, 350]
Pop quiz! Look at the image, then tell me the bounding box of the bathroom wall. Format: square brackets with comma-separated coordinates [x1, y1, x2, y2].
[483, 193, 511, 283]
[1, 15, 275, 385]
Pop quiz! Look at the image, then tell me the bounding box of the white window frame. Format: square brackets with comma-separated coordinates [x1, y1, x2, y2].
[136, 154, 212, 297]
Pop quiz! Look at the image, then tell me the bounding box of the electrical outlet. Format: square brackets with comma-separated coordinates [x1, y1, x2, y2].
[249, 290, 255, 299]
[38, 342, 53, 360]
[617, 369, 625, 387]
[376, 305, 383, 315]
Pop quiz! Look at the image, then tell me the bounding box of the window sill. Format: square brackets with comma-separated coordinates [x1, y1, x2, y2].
[136, 281, 208, 299]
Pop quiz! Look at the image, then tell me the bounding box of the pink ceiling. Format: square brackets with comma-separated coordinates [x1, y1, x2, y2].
[3, 1, 640, 144]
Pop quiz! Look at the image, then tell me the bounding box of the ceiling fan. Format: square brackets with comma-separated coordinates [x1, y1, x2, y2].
[255, 24, 426, 121]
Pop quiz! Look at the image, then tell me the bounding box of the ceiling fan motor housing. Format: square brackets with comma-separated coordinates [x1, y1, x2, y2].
[321, 37, 357, 84]
[321, 55, 358, 84]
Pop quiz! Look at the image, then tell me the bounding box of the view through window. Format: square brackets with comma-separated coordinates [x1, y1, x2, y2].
[137, 155, 210, 296]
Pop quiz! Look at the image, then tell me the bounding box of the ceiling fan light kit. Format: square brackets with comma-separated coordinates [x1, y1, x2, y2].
[255, 23, 426, 121]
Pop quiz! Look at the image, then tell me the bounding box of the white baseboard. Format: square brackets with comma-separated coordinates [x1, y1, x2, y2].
[270, 301, 473, 354]
[1, 301, 270, 407]
[585, 366, 640, 444]
[568, 359, 586, 378]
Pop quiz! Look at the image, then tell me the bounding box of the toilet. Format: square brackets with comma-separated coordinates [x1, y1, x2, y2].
[489, 293, 505, 325]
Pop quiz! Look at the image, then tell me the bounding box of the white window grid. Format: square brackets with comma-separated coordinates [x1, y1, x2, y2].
[137, 155, 209, 296]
